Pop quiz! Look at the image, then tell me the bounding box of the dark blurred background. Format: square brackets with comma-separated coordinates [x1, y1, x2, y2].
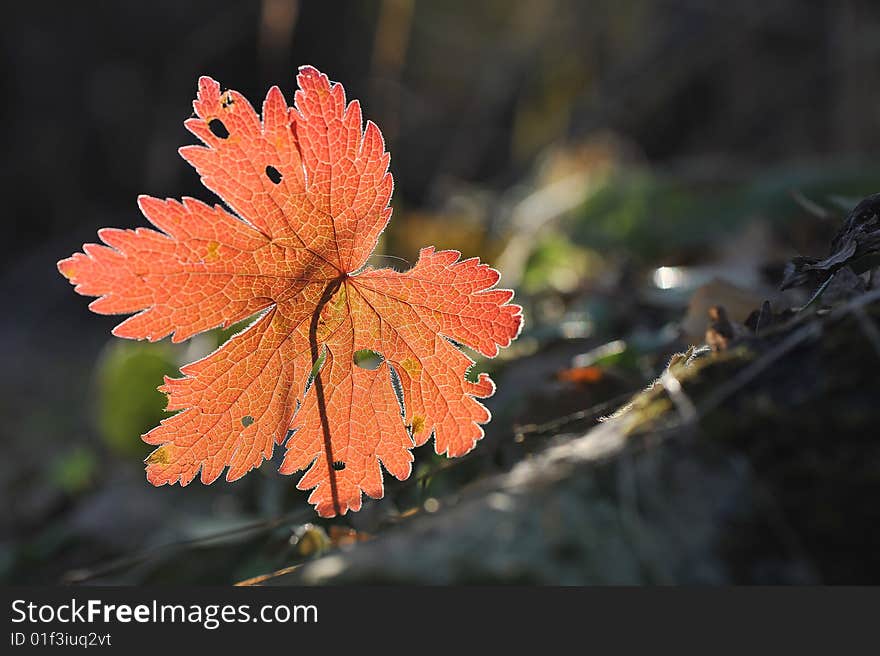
[3, 0, 880, 584]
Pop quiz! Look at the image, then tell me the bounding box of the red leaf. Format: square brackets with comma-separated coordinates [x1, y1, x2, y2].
[59, 66, 522, 517]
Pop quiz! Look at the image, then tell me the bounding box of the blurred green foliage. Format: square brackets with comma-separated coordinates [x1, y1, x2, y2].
[353, 349, 383, 370]
[568, 165, 880, 259]
[212, 318, 254, 347]
[48, 447, 99, 494]
[96, 341, 179, 457]
[522, 232, 597, 294]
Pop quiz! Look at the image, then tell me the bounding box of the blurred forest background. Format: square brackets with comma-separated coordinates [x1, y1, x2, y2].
[3, 0, 880, 584]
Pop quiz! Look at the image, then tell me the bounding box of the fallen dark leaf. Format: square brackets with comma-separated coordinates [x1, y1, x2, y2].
[782, 192, 880, 291]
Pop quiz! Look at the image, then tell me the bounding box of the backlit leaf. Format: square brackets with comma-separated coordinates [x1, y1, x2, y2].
[59, 67, 522, 516]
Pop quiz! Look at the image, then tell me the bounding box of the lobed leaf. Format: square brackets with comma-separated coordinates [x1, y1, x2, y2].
[59, 66, 522, 516]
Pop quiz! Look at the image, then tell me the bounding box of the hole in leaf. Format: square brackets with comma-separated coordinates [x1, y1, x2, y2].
[388, 363, 405, 415]
[353, 349, 383, 370]
[305, 348, 327, 394]
[241, 415, 254, 427]
[332, 461, 346, 471]
[265, 165, 282, 184]
[310, 348, 327, 377]
[208, 118, 229, 139]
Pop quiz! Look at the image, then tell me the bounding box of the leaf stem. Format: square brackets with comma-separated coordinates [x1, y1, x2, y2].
[309, 277, 345, 516]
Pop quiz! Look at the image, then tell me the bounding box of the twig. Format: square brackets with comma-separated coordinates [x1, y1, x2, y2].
[63, 507, 313, 584]
[789, 189, 832, 220]
[697, 321, 822, 418]
[235, 563, 302, 587]
[795, 272, 836, 313]
[696, 287, 880, 419]
[513, 392, 638, 439]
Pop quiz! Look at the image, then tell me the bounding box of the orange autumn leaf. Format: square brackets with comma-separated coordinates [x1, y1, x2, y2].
[556, 365, 604, 385]
[58, 66, 522, 517]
